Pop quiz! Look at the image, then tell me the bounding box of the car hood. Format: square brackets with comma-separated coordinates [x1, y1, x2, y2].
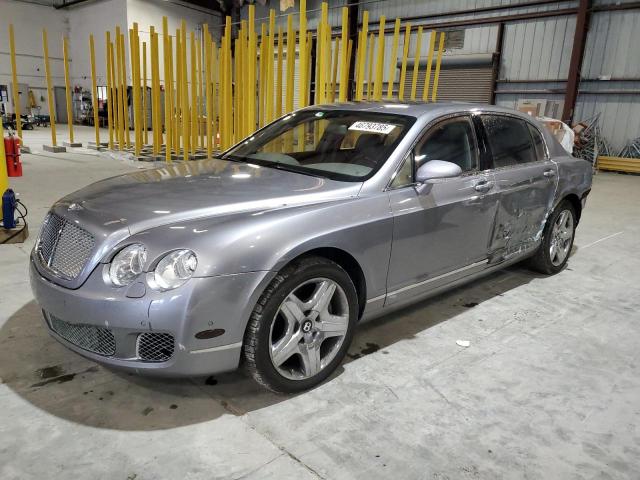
[55, 158, 362, 235]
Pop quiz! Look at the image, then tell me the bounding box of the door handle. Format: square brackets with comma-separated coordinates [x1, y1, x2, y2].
[543, 169, 556, 178]
[474, 180, 494, 193]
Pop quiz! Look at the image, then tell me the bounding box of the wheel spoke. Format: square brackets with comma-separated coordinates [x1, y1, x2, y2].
[271, 331, 302, 367]
[308, 281, 336, 318]
[317, 313, 349, 338]
[550, 244, 558, 261]
[299, 344, 322, 377]
[280, 294, 305, 324]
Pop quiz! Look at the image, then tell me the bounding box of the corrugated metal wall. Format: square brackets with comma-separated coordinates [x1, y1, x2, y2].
[240, 0, 640, 151]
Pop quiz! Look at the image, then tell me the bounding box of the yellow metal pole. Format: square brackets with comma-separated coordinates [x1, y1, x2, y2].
[129, 27, 141, 156]
[181, 21, 189, 158]
[0, 115, 8, 207]
[42, 29, 57, 147]
[330, 37, 339, 103]
[317, 2, 329, 105]
[223, 16, 232, 147]
[234, 37, 240, 142]
[105, 33, 114, 149]
[168, 36, 176, 154]
[190, 31, 197, 155]
[90, 34, 100, 147]
[259, 23, 267, 127]
[431, 32, 446, 102]
[204, 24, 212, 158]
[398, 23, 411, 101]
[266, 9, 276, 123]
[150, 26, 160, 156]
[211, 40, 218, 148]
[121, 32, 130, 147]
[175, 29, 182, 156]
[338, 7, 349, 102]
[410, 27, 423, 101]
[367, 33, 375, 100]
[163, 17, 172, 161]
[355, 10, 369, 101]
[276, 26, 284, 118]
[115, 27, 124, 149]
[386, 18, 401, 99]
[8, 25, 22, 139]
[247, 5, 257, 134]
[422, 31, 437, 102]
[373, 15, 385, 100]
[285, 15, 295, 114]
[298, 0, 308, 108]
[142, 41, 148, 145]
[62, 37, 75, 144]
[196, 30, 203, 149]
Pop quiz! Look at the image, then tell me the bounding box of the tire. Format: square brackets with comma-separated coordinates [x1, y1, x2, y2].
[243, 256, 358, 393]
[528, 200, 577, 275]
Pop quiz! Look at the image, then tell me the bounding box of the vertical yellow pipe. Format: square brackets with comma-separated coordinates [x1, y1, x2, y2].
[247, 5, 256, 134]
[121, 32, 130, 147]
[62, 37, 75, 143]
[8, 25, 22, 139]
[285, 15, 295, 114]
[211, 41, 218, 147]
[150, 27, 159, 156]
[181, 21, 189, 158]
[0, 113, 8, 207]
[298, 0, 308, 108]
[431, 32, 446, 102]
[386, 18, 401, 99]
[330, 38, 339, 103]
[196, 31, 203, 149]
[410, 27, 423, 101]
[373, 15, 385, 100]
[175, 29, 182, 156]
[105, 33, 114, 149]
[130, 26, 141, 156]
[259, 23, 267, 127]
[338, 7, 349, 102]
[367, 33, 374, 100]
[190, 31, 197, 155]
[142, 42, 148, 145]
[42, 29, 57, 146]
[115, 27, 124, 149]
[422, 31, 437, 102]
[318, 2, 329, 105]
[234, 37, 240, 143]
[90, 34, 100, 146]
[265, 9, 276, 123]
[163, 17, 172, 161]
[355, 10, 369, 101]
[224, 16, 233, 147]
[276, 26, 284, 118]
[239, 22, 247, 138]
[398, 23, 411, 101]
[168, 36, 176, 154]
[204, 25, 212, 158]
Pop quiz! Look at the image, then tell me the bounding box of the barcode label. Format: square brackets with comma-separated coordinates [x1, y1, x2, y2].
[348, 121, 397, 135]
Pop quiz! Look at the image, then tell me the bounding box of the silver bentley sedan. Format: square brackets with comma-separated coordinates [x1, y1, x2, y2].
[30, 102, 592, 393]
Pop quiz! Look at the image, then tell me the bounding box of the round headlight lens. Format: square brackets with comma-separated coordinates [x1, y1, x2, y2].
[153, 249, 197, 290]
[109, 244, 147, 287]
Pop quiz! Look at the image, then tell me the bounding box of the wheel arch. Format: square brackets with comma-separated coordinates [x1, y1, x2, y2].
[557, 193, 582, 223]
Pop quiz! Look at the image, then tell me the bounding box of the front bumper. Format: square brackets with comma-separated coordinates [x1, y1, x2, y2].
[30, 257, 272, 377]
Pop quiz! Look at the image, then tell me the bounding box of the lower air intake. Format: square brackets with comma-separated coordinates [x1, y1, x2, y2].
[137, 332, 175, 362]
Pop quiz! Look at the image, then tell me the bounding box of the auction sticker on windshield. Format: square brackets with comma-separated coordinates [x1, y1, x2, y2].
[348, 121, 397, 135]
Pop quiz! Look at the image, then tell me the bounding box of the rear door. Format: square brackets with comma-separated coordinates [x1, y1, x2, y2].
[479, 114, 558, 261]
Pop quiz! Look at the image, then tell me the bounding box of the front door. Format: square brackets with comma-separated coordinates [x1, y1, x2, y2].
[386, 115, 498, 306]
[478, 114, 558, 261]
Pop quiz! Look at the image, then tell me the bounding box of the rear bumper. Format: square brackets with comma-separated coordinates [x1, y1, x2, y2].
[30, 257, 272, 377]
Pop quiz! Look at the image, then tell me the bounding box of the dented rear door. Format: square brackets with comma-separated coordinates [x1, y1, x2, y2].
[479, 114, 558, 261]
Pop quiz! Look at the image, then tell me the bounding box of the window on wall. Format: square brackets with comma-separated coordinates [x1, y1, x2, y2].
[481, 115, 536, 168]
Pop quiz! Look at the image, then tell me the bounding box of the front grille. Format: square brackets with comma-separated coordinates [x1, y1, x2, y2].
[48, 313, 116, 356]
[36, 213, 95, 280]
[137, 333, 175, 362]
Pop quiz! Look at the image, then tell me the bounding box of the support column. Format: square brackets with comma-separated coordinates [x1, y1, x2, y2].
[562, 0, 591, 123]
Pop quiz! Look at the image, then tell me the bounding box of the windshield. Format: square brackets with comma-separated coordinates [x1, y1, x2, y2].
[222, 110, 415, 182]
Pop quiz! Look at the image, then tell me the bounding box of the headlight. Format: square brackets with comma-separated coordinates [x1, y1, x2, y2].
[152, 249, 197, 290]
[109, 244, 147, 287]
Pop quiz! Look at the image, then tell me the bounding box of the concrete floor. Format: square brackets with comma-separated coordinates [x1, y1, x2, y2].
[1, 125, 639, 479]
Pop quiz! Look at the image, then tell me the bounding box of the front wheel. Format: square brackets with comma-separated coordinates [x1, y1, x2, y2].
[529, 200, 576, 274]
[243, 257, 358, 393]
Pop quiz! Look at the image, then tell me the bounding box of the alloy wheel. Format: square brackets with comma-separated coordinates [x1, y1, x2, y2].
[549, 209, 574, 266]
[268, 277, 350, 381]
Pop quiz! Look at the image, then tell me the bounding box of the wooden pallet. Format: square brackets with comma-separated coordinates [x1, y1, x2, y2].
[597, 156, 640, 174]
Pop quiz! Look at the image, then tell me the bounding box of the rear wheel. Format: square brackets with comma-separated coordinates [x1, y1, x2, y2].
[243, 257, 358, 393]
[529, 200, 576, 274]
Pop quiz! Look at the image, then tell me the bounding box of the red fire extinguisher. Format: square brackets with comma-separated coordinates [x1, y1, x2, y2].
[4, 136, 22, 177]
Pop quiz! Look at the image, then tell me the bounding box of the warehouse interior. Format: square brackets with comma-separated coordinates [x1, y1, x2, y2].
[1, 0, 639, 479]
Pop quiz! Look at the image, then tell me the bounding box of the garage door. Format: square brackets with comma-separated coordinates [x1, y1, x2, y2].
[402, 53, 495, 103]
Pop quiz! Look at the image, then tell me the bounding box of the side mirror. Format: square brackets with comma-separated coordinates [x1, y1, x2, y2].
[415, 160, 462, 182]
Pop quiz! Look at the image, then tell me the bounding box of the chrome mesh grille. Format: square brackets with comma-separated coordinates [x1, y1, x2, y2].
[48, 313, 116, 356]
[37, 213, 95, 279]
[137, 333, 175, 362]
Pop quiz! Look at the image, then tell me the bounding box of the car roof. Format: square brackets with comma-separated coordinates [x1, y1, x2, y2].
[299, 100, 536, 123]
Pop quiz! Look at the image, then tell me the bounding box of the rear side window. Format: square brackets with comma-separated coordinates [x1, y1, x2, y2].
[481, 115, 536, 168]
[527, 124, 546, 160]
